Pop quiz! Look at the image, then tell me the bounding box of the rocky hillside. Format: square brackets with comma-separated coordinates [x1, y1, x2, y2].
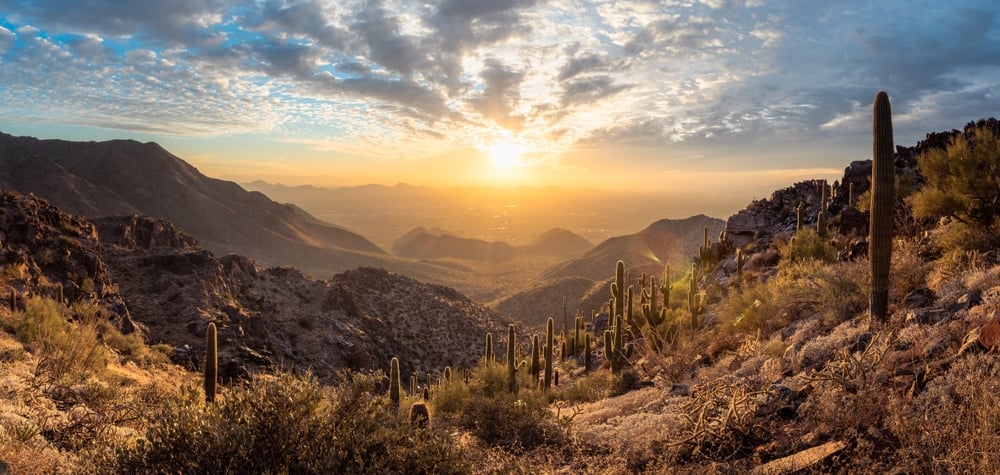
[0, 132, 384, 264]
[0, 190, 509, 382]
[392, 226, 592, 261]
[498, 215, 724, 326]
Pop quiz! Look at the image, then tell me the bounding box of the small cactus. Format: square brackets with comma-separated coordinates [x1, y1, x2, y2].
[204, 322, 218, 404]
[390, 356, 401, 410]
[584, 332, 592, 372]
[409, 401, 430, 429]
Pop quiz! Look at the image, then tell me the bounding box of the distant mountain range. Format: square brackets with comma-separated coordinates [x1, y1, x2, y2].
[392, 226, 592, 261]
[495, 215, 725, 326]
[0, 131, 728, 317]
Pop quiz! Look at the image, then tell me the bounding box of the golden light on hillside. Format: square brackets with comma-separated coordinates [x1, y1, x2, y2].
[489, 141, 524, 173]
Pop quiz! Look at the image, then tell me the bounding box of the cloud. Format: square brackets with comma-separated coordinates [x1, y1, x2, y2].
[0, 0, 229, 45]
[1, 0, 999, 176]
[468, 58, 525, 130]
[557, 50, 614, 82]
[561, 75, 633, 106]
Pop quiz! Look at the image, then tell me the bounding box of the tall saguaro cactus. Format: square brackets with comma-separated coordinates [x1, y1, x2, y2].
[390, 356, 401, 410]
[544, 318, 554, 390]
[204, 322, 218, 403]
[611, 260, 625, 322]
[485, 332, 494, 364]
[506, 324, 517, 393]
[530, 334, 540, 380]
[870, 90, 895, 323]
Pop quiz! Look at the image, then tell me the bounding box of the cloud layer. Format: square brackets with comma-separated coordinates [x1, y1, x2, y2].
[1, 0, 999, 174]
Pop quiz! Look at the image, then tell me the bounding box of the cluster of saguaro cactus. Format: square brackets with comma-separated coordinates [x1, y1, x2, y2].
[870, 90, 895, 323]
[544, 317, 554, 390]
[204, 322, 218, 404]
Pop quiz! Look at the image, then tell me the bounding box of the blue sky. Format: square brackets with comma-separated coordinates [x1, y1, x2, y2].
[0, 0, 998, 204]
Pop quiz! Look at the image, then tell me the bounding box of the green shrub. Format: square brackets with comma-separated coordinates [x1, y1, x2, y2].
[3, 296, 109, 383]
[102, 370, 468, 474]
[779, 228, 836, 264]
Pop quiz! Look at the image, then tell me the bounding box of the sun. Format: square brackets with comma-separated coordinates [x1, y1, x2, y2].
[489, 141, 524, 172]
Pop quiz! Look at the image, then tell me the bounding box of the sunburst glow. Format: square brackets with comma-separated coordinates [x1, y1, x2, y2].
[489, 141, 524, 173]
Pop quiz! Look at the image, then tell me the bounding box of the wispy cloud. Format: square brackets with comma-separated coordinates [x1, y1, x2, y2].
[0, 0, 998, 178]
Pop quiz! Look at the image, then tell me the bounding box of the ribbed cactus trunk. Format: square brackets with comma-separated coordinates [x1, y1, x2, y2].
[390, 356, 401, 410]
[870, 90, 895, 324]
[530, 334, 540, 380]
[611, 260, 625, 321]
[485, 332, 494, 364]
[506, 324, 517, 393]
[584, 332, 592, 372]
[544, 317, 554, 390]
[204, 322, 218, 404]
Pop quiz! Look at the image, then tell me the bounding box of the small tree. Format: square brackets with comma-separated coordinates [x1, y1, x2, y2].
[910, 125, 1000, 252]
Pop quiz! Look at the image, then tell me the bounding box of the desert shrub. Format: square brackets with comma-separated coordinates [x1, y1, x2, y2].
[555, 371, 616, 403]
[457, 361, 566, 452]
[779, 228, 836, 263]
[910, 126, 1000, 261]
[2, 296, 110, 383]
[722, 259, 866, 333]
[889, 353, 1000, 472]
[102, 370, 468, 474]
[459, 387, 565, 452]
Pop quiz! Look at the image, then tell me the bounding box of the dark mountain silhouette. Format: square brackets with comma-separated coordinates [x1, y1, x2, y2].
[392, 227, 592, 261]
[0, 132, 384, 264]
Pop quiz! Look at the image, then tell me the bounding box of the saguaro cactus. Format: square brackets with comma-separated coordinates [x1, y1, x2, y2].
[485, 332, 494, 364]
[544, 317, 554, 390]
[604, 314, 626, 374]
[390, 356, 401, 410]
[584, 332, 592, 372]
[506, 324, 517, 393]
[817, 181, 828, 237]
[204, 322, 218, 403]
[530, 334, 540, 380]
[870, 90, 895, 323]
[611, 260, 625, 321]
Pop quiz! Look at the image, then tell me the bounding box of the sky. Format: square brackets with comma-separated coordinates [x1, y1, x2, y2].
[0, 0, 998, 209]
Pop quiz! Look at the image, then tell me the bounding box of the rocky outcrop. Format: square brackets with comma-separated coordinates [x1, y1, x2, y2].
[0, 190, 139, 333]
